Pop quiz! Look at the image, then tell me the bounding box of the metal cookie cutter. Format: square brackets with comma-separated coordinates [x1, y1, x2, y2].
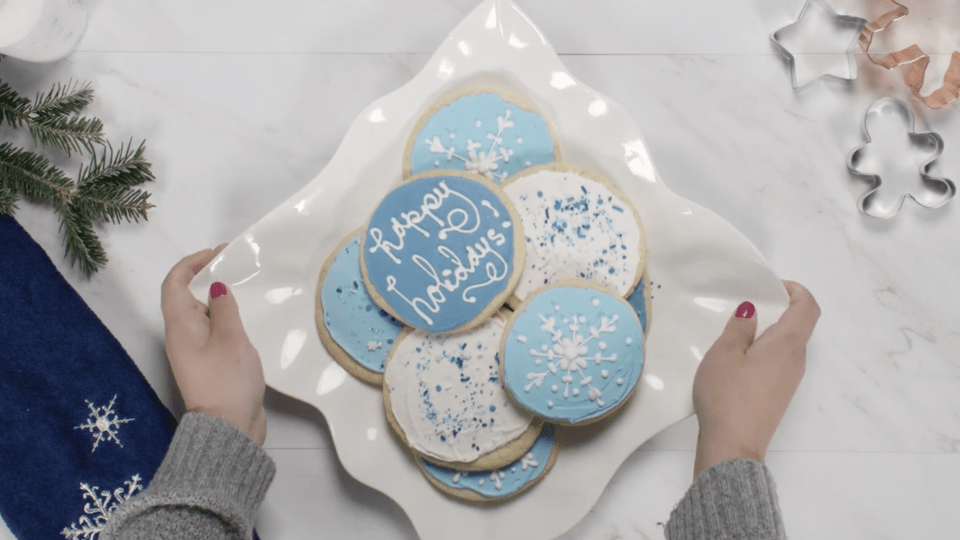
[846, 97, 956, 218]
[770, 0, 865, 88]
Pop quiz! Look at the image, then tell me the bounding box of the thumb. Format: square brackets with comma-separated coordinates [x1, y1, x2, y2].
[208, 281, 244, 342]
[711, 300, 758, 353]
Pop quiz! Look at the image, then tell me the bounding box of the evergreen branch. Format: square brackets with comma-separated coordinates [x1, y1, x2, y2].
[27, 114, 104, 156]
[0, 142, 74, 207]
[71, 185, 154, 225]
[0, 80, 31, 128]
[30, 80, 94, 120]
[0, 180, 19, 216]
[78, 140, 155, 189]
[59, 203, 108, 275]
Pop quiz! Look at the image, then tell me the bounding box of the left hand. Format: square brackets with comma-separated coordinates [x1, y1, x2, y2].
[159, 243, 267, 445]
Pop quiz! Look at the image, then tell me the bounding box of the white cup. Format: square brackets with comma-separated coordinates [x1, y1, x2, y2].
[0, 0, 88, 62]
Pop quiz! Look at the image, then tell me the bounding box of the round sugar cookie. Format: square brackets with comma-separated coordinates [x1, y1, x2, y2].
[626, 272, 653, 334]
[404, 87, 561, 184]
[501, 163, 648, 305]
[361, 170, 525, 334]
[500, 280, 645, 425]
[315, 229, 406, 385]
[417, 423, 558, 503]
[383, 314, 542, 471]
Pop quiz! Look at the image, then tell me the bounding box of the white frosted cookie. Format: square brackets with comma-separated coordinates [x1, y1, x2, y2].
[383, 313, 541, 471]
[501, 163, 648, 305]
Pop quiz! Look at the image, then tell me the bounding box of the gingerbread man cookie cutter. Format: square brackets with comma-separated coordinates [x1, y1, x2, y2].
[846, 97, 955, 218]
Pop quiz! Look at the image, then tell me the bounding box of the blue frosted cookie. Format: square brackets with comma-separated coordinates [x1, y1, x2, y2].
[404, 89, 560, 184]
[316, 229, 406, 385]
[418, 423, 557, 502]
[625, 272, 652, 333]
[361, 171, 524, 334]
[501, 280, 645, 425]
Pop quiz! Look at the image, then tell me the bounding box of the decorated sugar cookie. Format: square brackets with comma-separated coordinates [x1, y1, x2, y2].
[383, 314, 541, 471]
[404, 88, 560, 183]
[315, 229, 406, 385]
[501, 280, 645, 425]
[502, 163, 648, 304]
[626, 272, 652, 333]
[418, 423, 557, 503]
[361, 170, 525, 334]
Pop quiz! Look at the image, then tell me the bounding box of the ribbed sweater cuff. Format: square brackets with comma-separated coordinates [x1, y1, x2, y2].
[150, 412, 276, 515]
[103, 412, 276, 540]
[665, 459, 786, 540]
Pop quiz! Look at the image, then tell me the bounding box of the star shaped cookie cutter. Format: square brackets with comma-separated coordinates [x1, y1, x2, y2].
[846, 97, 956, 218]
[770, 0, 865, 88]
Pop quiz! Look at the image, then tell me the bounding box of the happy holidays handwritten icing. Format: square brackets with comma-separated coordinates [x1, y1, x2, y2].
[363, 174, 519, 333]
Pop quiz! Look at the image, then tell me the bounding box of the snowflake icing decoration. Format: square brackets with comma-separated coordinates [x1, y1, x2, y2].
[60, 474, 143, 540]
[524, 313, 619, 408]
[423, 108, 516, 182]
[74, 395, 134, 452]
[450, 451, 539, 491]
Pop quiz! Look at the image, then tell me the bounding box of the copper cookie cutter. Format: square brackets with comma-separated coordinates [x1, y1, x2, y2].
[859, 1, 960, 109]
[846, 97, 955, 218]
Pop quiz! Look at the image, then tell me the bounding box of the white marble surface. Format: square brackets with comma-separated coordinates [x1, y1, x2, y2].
[2, 0, 959, 538]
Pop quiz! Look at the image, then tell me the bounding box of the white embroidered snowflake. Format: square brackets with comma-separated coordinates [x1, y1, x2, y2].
[423, 108, 516, 182]
[74, 395, 134, 452]
[524, 313, 619, 408]
[60, 474, 143, 540]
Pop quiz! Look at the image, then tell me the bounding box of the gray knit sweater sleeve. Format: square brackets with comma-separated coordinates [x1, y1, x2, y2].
[101, 412, 276, 540]
[664, 459, 786, 540]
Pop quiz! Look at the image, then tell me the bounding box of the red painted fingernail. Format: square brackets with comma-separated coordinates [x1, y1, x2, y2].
[736, 301, 755, 319]
[210, 282, 227, 299]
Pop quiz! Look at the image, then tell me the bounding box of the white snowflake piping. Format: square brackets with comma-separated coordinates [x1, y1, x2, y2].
[366, 341, 383, 352]
[423, 108, 516, 182]
[522, 313, 618, 408]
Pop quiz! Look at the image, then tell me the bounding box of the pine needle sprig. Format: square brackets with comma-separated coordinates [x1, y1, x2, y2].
[78, 140, 155, 189]
[0, 81, 31, 128]
[0, 142, 74, 208]
[28, 113, 104, 156]
[0, 181, 19, 216]
[31, 81, 95, 120]
[59, 202, 109, 275]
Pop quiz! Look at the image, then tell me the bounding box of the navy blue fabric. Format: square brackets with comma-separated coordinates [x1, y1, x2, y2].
[0, 215, 260, 540]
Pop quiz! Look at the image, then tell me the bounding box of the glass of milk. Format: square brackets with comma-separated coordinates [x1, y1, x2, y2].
[0, 0, 88, 62]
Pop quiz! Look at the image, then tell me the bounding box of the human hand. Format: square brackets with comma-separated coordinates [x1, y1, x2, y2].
[160, 243, 267, 445]
[692, 280, 820, 478]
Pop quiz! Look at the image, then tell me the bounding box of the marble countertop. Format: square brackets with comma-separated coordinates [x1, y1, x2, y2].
[3, 0, 959, 538]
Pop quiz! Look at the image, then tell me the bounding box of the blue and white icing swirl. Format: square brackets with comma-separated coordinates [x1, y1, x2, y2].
[503, 167, 645, 301]
[503, 284, 644, 424]
[384, 315, 535, 463]
[408, 92, 557, 184]
[320, 233, 405, 373]
[363, 174, 519, 333]
[419, 423, 555, 499]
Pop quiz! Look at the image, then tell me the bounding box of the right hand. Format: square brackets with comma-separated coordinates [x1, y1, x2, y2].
[160, 244, 268, 446]
[691, 280, 820, 478]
